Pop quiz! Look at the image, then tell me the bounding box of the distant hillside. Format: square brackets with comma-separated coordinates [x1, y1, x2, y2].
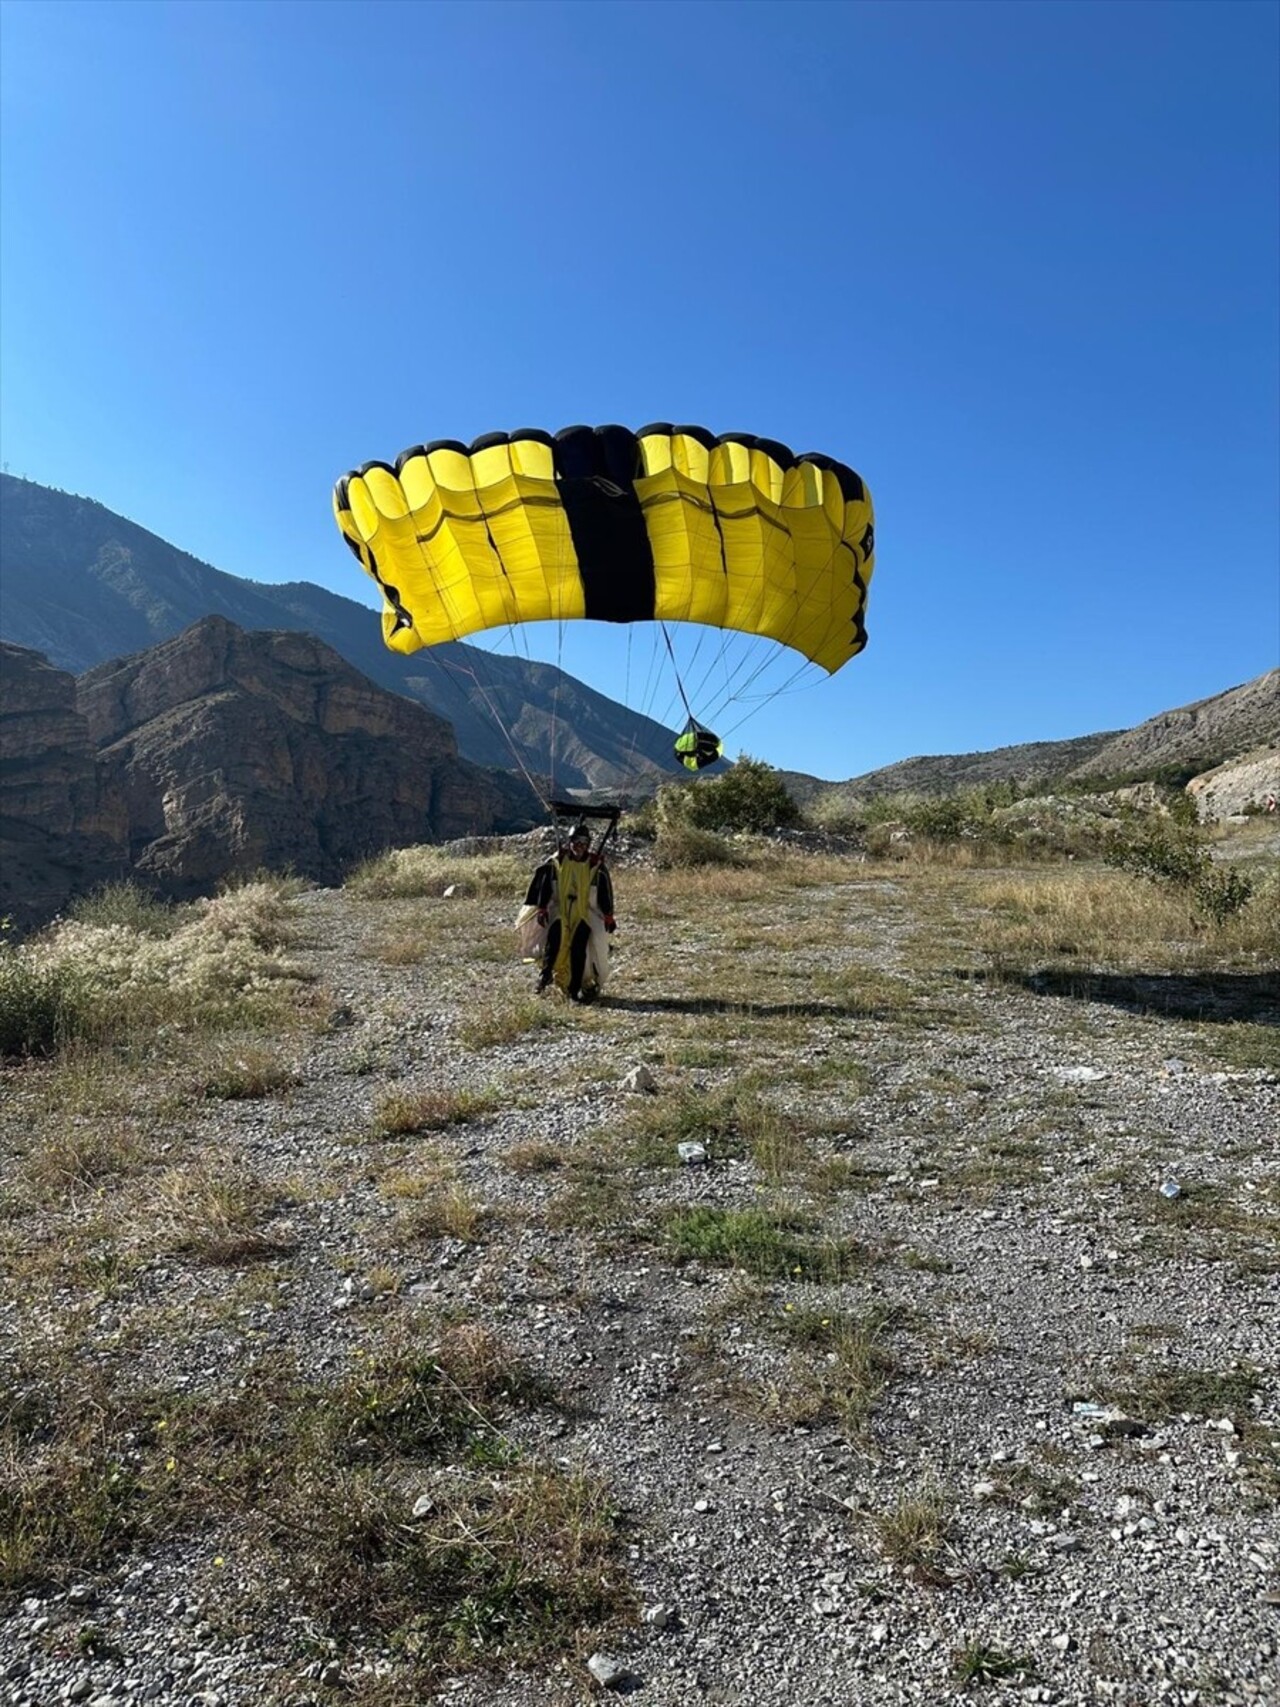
[0, 475, 691, 791]
[1065, 670, 1280, 784]
[781, 670, 1279, 808]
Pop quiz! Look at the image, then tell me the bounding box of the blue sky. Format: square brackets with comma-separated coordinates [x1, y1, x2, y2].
[1, 0, 1276, 780]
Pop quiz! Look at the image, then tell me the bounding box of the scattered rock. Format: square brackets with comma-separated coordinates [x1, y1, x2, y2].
[619, 1064, 658, 1094]
[586, 1652, 632, 1688]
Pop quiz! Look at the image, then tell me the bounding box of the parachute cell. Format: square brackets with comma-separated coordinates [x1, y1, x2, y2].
[333, 423, 875, 676]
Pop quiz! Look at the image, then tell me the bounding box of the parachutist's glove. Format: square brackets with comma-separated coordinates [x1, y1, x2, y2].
[536, 908, 548, 926]
[604, 915, 617, 934]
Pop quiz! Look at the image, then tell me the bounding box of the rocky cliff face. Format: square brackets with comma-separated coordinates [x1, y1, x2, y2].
[1187, 748, 1280, 822]
[74, 616, 540, 899]
[0, 643, 129, 931]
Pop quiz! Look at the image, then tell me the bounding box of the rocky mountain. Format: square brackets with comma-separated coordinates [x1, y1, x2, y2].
[1, 616, 543, 930]
[782, 669, 1280, 809]
[0, 642, 129, 932]
[0, 474, 690, 790]
[1066, 669, 1280, 784]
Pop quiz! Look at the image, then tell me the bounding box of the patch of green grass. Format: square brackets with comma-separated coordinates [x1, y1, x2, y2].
[809, 965, 918, 1017]
[662, 1206, 866, 1281]
[0, 949, 88, 1058]
[547, 1170, 638, 1239]
[763, 1303, 903, 1437]
[994, 1462, 1080, 1516]
[1193, 1022, 1280, 1072]
[952, 1642, 1033, 1687]
[1098, 1366, 1263, 1423]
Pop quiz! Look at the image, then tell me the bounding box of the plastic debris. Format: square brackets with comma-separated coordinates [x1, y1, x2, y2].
[1159, 1179, 1182, 1200]
[677, 1141, 708, 1166]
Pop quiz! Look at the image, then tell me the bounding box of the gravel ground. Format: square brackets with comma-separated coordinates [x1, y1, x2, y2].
[2, 858, 1277, 1707]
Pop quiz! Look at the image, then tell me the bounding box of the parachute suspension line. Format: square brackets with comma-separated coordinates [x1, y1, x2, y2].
[387, 480, 552, 816]
[622, 624, 648, 786]
[703, 536, 846, 745]
[446, 483, 551, 807]
[389, 641, 550, 814]
[638, 624, 668, 725]
[660, 622, 695, 722]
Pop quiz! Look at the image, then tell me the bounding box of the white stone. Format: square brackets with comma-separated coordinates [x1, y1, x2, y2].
[619, 1064, 658, 1094]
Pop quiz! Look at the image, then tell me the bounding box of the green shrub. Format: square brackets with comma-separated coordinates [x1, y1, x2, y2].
[0, 948, 86, 1057]
[1104, 818, 1254, 926]
[657, 755, 801, 835]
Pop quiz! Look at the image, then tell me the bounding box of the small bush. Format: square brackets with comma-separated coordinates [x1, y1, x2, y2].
[686, 755, 802, 833]
[653, 823, 744, 869]
[12, 884, 309, 1052]
[68, 882, 178, 936]
[1105, 818, 1254, 925]
[0, 948, 86, 1057]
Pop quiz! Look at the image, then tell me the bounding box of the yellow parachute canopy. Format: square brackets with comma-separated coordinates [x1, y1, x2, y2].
[333, 423, 875, 677]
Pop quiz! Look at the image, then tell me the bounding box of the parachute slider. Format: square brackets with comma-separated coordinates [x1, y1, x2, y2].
[549, 799, 622, 859]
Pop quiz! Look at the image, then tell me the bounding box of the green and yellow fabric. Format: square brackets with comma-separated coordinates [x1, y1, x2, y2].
[333, 424, 875, 676]
[674, 717, 726, 772]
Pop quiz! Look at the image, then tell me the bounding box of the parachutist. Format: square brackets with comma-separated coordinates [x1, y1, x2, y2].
[521, 821, 616, 1002]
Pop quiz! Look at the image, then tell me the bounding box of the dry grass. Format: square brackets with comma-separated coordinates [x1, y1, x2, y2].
[348, 848, 528, 901]
[379, 1148, 491, 1244]
[188, 1041, 298, 1100]
[975, 866, 1280, 974]
[151, 1156, 298, 1265]
[456, 996, 570, 1050]
[761, 1303, 903, 1438]
[15, 1118, 150, 1200]
[0, 1325, 628, 1686]
[373, 1085, 496, 1137]
[873, 1486, 957, 1583]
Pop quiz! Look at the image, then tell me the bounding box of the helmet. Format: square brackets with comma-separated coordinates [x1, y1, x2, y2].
[568, 824, 591, 846]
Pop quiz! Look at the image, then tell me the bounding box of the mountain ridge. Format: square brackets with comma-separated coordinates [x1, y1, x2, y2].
[2, 475, 1275, 799]
[0, 475, 687, 791]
